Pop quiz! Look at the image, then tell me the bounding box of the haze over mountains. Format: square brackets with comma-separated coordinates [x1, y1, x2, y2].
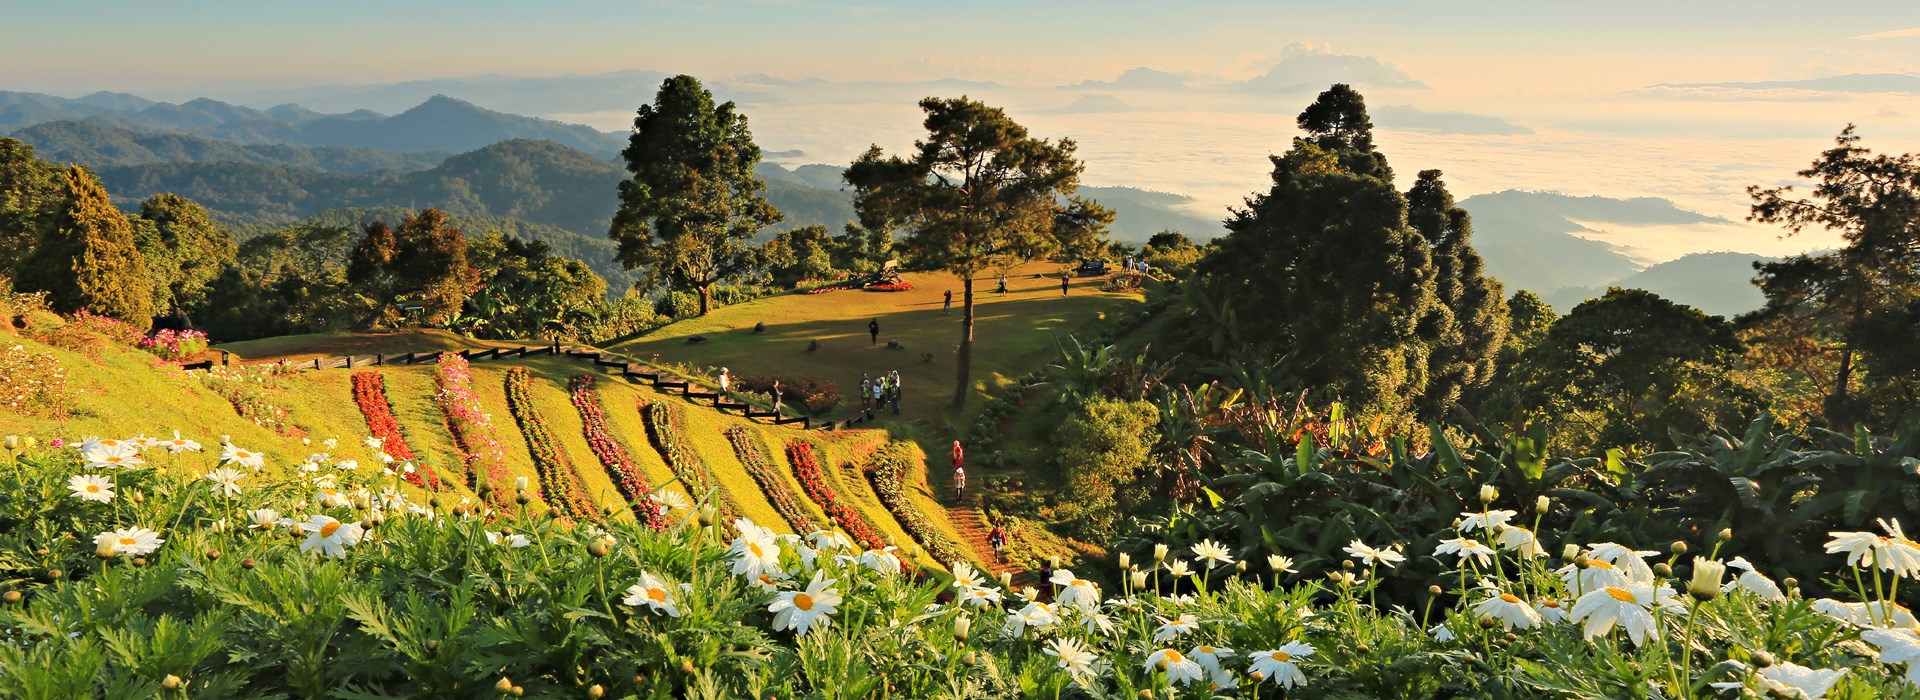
[2, 86, 1777, 316]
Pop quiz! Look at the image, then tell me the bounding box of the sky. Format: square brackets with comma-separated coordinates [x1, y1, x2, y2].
[7, 0, 1920, 262]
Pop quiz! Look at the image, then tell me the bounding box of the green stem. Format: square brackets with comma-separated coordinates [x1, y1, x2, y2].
[1678, 601, 1701, 695]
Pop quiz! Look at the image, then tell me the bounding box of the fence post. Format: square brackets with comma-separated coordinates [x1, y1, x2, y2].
[313, 357, 322, 370]
[345, 355, 354, 369]
[375, 354, 384, 366]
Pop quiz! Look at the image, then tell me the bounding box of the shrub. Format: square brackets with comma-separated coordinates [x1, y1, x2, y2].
[786, 440, 887, 550]
[137, 328, 209, 362]
[432, 354, 509, 504]
[568, 375, 666, 529]
[62, 309, 143, 346]
[724, 426, 818, 534]
[350, 371, 437, 491]
[0, 343, 71, 418]
[503, 367, 597, 521]
[736, 375, 840, 415]
[864, 441, 969, 564]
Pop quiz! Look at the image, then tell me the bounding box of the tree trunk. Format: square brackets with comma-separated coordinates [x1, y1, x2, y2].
[952, 274, 975, 410]
[1834, 342, 1855, 404]
[697, 284, 713, 316]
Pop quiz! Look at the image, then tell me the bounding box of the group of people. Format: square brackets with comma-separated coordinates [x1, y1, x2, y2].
[716, 367, 782, 414]
[859, 371, 902, 416]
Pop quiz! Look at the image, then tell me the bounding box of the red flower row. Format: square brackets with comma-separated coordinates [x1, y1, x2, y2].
[350, 372, 439, 491]
[785, 440, 887, 550]
[641, 401, 739, 522]
[504, 367, 598, 522]
[864, 442, 968, 564]
[725, 427, 819, 535]
[865, 282, 913, 292]
[432, 354, 510, 508]
[568, 376, 667, 529]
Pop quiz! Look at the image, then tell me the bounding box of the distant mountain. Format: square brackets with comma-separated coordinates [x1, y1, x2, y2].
[0, 90, 626, 157]
[790, 164, 847, 191]
[1650, 73, 1920, 95]
[1543, 252, 1774, 318]
[11, 121, 450, 174]
[1075, 186, 1226, 243]
[1238, 49, 1428, 94]
[200, 69, 678, 117]
[1066, 67, 1191, 91]
[1458, 190, 1732, 294]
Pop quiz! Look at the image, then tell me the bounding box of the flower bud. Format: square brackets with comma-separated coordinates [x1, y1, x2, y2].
[1670, 541, 1688, 556]
[1562, 544, 1581, 562]
[1342, 559, 1355, 570]
[2, 591, 21, 604]
[206, 549, 221, 561]
[2, 435, 17, 450]
[1048, 555, 1061, 570]
[1118, 552, 1130, 569]
[1653, 563, 1672, 579]
[680, 661, 695, 673]
[1718, 528, 1733, 543]
[963, 651, 979, 666]
[1429, 585, 1443, 595]
[516, 476, 530, 493]
[1480, 484, 1498, 504]
[163, 674, 182, 690]
[1153, 543, 1168, 561]
[495, 677, 514, 694]
[132, 557, 147, 567]
[47, 569, 62, 580]
[1535, 495, 1550, 515]
[999, 571, 1013, 588]
[1686, 557, 1725, 602]
[1752, 650, 1775, 668]
[515, 493, 531, 506]
[96, 538, 118, 559]
[241, 558, 255, 569]
[589, 684, 605, 699]
[511, 686, 524, 697]
[1236, 560, 1247, 574]
[1129, 570, 1148, 589]
[952, 616, 971, 641]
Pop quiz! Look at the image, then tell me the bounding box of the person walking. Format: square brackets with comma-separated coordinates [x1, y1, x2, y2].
[988, 525, 1006, 563]
[1060, 272, 1070, 296]
[942, 289, 952, 315]
[868, 318, 880, 345]
[717, 367, 730, 396]
[995, 275, 1008, 294]
[888, 370, 901, 415]
[952, 464, 966, 502]
[873, 375, 888, 416]
[860, 374, 872, 411]
[771, 379, 783, 415]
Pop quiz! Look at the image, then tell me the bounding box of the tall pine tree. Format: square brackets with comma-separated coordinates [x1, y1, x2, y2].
[1406, 170, 1509, 415]
[25, 166, 155, 324]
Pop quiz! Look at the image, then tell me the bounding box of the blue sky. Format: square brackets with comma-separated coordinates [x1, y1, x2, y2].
[6, 0, 1919, 261]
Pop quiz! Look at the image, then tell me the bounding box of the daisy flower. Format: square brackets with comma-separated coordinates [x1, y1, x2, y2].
[1246, 641, 1313, 688]
[1188, 644, 1235, 676]
[1585, 542, 1658, 582]
[1472, 589, 1543, 630]
[623, 571, 681, 617]
[247, 508, 280, 530]
[1757, 663, 1846, 699]
[1043, 637, 1099, 679]
[485, 531, 531, 548]
[220, 444, 265, 470]
[649, 490, 692, 512]
[951, 561, 985, 590]
[365, 436, 384, 450]
[1457, 509, 1516, 533]
[84, 443, 143, 470]
[1005, 601, 1058, 637]
[97, 526, 164, 556]
[1163, 559, 1194, 578]
[1570, 583, 1659, 646]
[205, 468, 246, 497]
[1826, 519, 1920, 579]
[1191, 539, 1235, 569]
[1435, 537, 1497, 567]
[127, 434, 159, 451]
[768, 571, 841, 636]
[67, 474, 114, 503]
[162, 431, 202, 454]
[1051, 569, 1100, 610]
[1535, 597, 1569, 624]
[1496, 526, 1546, 558]
[1267, 554, 1297, 574]
[1343, 540, 1406, 568]
[728, 529, 782, 579]
[807, 529, 852, 552]
[858, 547, 902, 576]
[1723, 557, 1785, 601]
[959, 586, 1003, 608]
[1863, 628, 1920, 685]
[1153, 613, 1199, 643]
[1145, 648, 1205, 686]
[299, 514, 364, 558]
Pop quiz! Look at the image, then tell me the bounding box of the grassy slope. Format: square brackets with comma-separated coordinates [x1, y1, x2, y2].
[215, 329, 526, 364]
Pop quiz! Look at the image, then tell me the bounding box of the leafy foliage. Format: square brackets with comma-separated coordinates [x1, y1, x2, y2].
[863, 441, 969, 565]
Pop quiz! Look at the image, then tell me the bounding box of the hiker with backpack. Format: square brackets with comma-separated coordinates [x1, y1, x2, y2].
[988, 525, 1007, 563]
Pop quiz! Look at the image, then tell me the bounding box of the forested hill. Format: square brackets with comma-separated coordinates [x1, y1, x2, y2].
[0, 91, 625, 156]
[11, 120, 452, 173]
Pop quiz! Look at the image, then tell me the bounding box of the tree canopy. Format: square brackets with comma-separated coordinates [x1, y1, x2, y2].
[23, 166, 156, 323]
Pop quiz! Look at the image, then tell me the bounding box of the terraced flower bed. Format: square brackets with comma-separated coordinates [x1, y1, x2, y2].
[785, 440, 886, 550]
[568, 375, 665, 529]
[724, 426, 818, 534]
[864, 441, 968, 564]
[350, 371, 437, 491]
[503, 367, 597, 521]
[640, 400, 738, 520]
[431, 354, 509, 506]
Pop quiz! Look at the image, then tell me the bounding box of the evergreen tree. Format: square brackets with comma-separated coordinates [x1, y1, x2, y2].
[391, 209, 475, 325]
[609, 75, 779, 316]
[843, 97, 1087, 408]
[0, 139, 62, 276]
[135, 193, 236, 327]
[1406, 170, 1509, 415]
[1188, 86, 1445, 413]
[347, 220, 400, 327]
[25, 166, 155, 324]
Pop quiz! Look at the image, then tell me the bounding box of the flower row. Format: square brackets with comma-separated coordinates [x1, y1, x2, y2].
[350, 372, 437, 491]
[503, 367, 596, 521]
[431, 354, 507, 505]
[864, 442, 969, 564]
[193, 362, 301, 436]
[568, 375, 666, 529]
[136, 328, 208, 362]
[785, 440, 887, 550]
[865, 282, 913, 292]
[724, 426, 819, 535]
[640, 400, 738, 521]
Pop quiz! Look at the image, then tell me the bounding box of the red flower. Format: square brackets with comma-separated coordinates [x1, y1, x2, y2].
[785, 441, 887, 550]
[568, 376, 667, 529]
[350, 372, 437, 490]
[504, 367, 598, 522]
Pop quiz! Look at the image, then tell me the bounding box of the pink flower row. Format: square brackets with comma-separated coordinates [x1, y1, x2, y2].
[433, 354, 512, 508]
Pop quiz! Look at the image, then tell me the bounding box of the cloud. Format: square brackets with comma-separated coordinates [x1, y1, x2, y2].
[1038, 94, 1137, 114]
[1643, 73, 1920, 98]
[1236, 44, 1427, 93]
[1853, 27, 1920, 41]
[1371, 105, 1532, 136]
[1064, 67, 1190, 91]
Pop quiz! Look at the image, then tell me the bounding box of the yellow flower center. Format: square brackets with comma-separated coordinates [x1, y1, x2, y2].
[1605, 587, 1637, 603]
[320, 521, 342, 538]
[1270, 651, 1291, 662]
[86, 485, 101, 493]
[1164, 650, 1185, 663]
[1590, 560, 1615, 570]
[1499, 593, 1521, 604]
[101, 440, 119, 447]
[1541, 599, 1562, 609]
[1070, 580, 1089, 587]
[106, 456, 122, 464]
[119, 537, 136, 546]
[648, 588, 668, 603]
[749, 542, 764, 557]
[1198, 646, 1214, 654]
[794, 593, 815, 611]
[238, 451, 251, 459]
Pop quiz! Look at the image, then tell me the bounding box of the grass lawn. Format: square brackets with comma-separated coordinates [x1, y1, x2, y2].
[216, 329, 527, 364]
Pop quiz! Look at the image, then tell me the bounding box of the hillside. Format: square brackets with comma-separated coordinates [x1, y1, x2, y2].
[0, 90, 625, 156]
[1543, 251, 1774, 317]
[0, 312, 940, 567]
[10, 120, 451, 173]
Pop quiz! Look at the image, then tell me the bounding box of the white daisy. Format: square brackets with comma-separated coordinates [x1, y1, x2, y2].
[1585, 542, 1658, 582]
[951, 561, 985, 590]
[1245, 641, 1313, 688]
[485, 531, 531, 548]
[1043, 637, 1099, 679]
[622, 571, 681, 617]
[1570, 583, 1659, 646]
[1863, 628, 1920, 685]
[1145, 648, 1205, 686]
[1472, 589, 1543, 630]
[1051, 569, 1100, 610]
[1191, 539, 1235, 569]
[1343, 540, 1406, 568]
[1153, 613, 1199, 643]
[299, 514, 364, 558]
[1496, 526, 1546, 558]
[1163, 559, 1194, 578]
[84, 442, 143, 470]
[1534, 597, 1569, 624]
[959, 586, 1003, 608]
[858, 547, 902, 576]
[649, 490, 692, 512]
[1435, 537, 1497, 567]
[162, 431, 202, 454]
[205, 468, 246, 497]
[768, 571, 841, 636]
[1458, 509, 1517, 533]
[247, 508, 280, 530]
[1723, 557, 1785, 601]
[67, 474, 114, 503]
[728, 529, 782, 580]
[1005, 601, 1058, 637]
[220, 444, 265, 470]
[96, 526, 164, 556]
[1188, 644, 1235, 677]
[1757, 663, 1846, 699]
[1267, 554, 1297, 573]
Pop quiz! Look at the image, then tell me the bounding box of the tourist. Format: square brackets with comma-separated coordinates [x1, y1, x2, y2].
[953, 463, 966, 501]
[868, 318, 880, 345]
[988, 525, 1006, 563]
[873, 375, 888, 416]
[717, 367, 730, 396]
[771, 380, 783, 415]
[995, 275, 1008, 294]
[860, 374, 872, 411]
[1060, 273, 1070, 296]
[942, 289, 952, 315]
[888, 370, 901, 415]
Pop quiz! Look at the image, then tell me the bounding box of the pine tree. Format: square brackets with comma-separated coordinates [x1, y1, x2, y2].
[27, 166, 155, 324]
[1407, 170, 1510, 415]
